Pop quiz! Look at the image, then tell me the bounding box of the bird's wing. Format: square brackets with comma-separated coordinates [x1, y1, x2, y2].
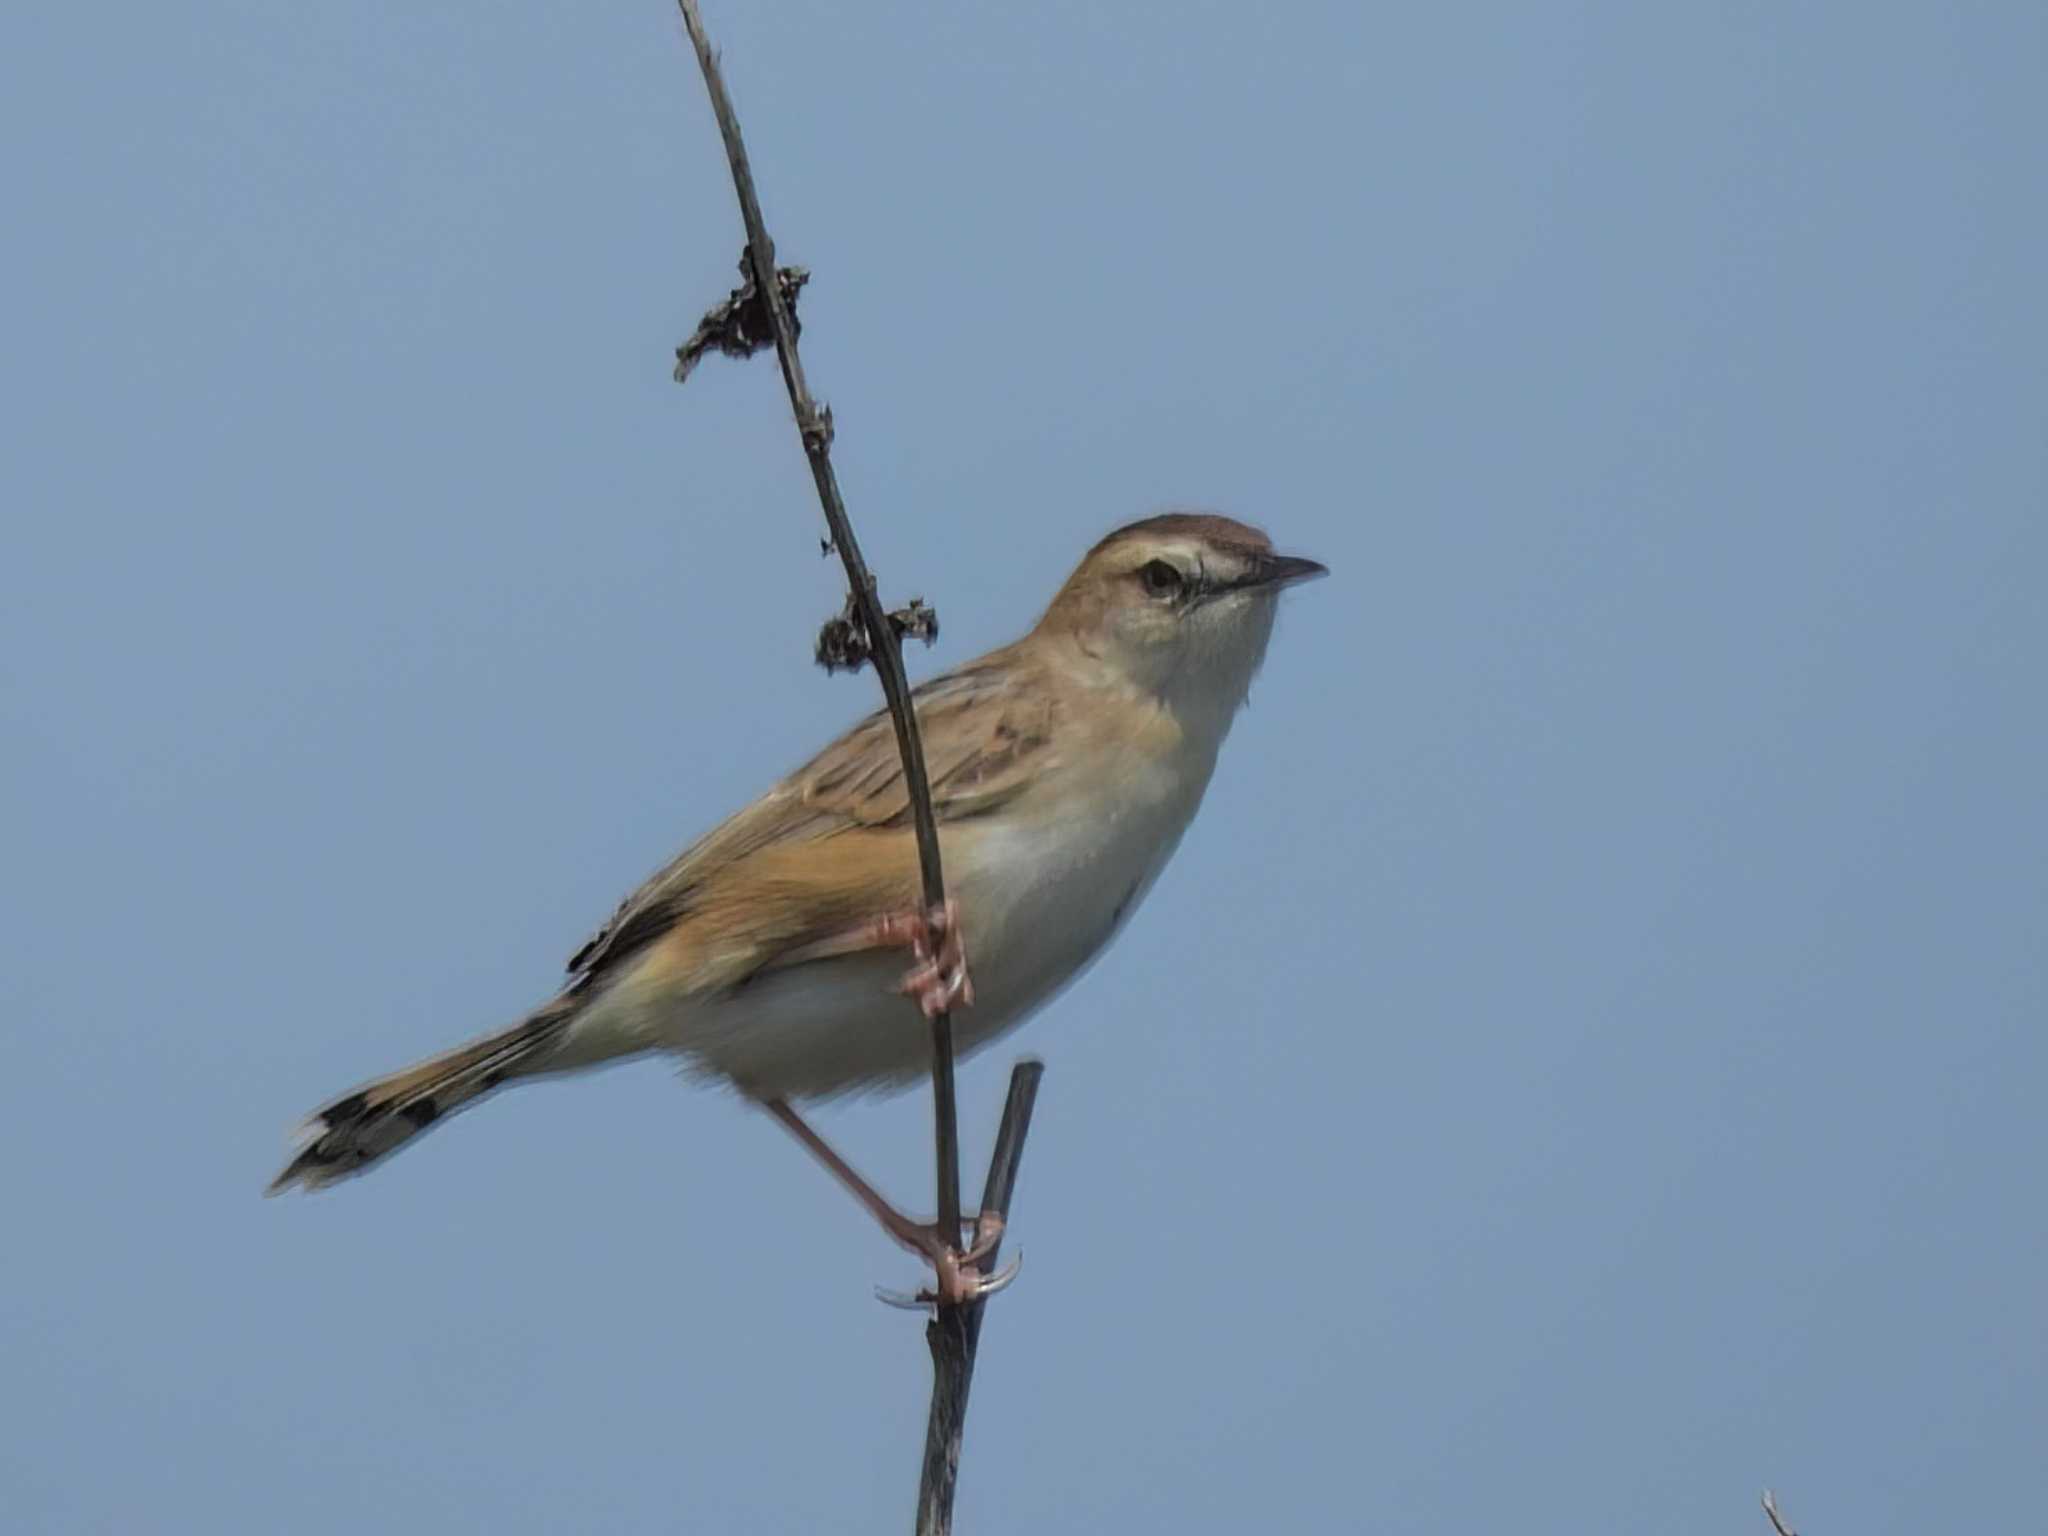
[563, 650, 1057, 993]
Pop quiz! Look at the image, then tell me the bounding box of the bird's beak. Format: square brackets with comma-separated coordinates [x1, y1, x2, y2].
[1200, 550, 1330, 601]
[1254, 552, 1329, 589]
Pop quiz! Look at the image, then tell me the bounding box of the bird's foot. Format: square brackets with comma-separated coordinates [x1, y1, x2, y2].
[868, 898, 974, 1017]
[762, 1100, 1017, 1309]
[876, 1211, 1019, 1309]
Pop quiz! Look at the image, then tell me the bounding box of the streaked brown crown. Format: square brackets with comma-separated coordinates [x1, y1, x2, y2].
[1084, 512, 1274, 562]
[1036, 511, 1278, 637]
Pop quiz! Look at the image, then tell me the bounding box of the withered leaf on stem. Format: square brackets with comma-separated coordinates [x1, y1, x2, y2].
[816, 594, 941, 675]
[674, 249, 811, 384]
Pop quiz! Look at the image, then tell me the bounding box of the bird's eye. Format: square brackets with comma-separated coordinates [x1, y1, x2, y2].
[1138, 560, 1185, 600]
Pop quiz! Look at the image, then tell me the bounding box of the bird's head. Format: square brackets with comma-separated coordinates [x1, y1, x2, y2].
[1039, 512, 1326, 728]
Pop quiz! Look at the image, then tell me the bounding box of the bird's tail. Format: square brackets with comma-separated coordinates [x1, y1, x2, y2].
[266, 1004, 575, 1195]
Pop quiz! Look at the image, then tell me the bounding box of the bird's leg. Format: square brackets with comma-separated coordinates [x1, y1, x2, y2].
[762, 1097, 1004, 1304]
[862, 897, 974, 1018]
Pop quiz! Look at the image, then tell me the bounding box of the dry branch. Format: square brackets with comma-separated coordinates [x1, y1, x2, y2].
[917, 1062, 1043, 1532]
[672, 0, 964, 1246]
[669, 5, 1043, 1532]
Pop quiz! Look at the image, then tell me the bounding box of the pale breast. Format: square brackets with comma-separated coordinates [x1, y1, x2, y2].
[644, 732, 1217, 1101]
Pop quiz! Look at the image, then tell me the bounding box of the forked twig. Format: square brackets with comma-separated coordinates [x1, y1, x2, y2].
[917, 1063, 1043, 1533]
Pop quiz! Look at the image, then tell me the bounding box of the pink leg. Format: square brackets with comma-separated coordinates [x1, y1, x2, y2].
[763, 1098, 1005, 1305]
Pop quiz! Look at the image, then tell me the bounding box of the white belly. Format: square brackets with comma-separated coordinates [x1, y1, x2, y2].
[622, 746, 1212, 1101]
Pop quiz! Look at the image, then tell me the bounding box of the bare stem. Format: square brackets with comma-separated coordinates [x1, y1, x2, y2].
[669, 8, 1047, 1531]
[918, 1062, 1045, 1536]
[673, 0, 962, 1251]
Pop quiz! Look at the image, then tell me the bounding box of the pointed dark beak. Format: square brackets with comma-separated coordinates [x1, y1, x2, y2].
[1198, 550, 1329, 601]
[1253, 552, 1329, 590]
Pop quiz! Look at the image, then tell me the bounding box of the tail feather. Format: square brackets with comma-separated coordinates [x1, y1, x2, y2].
[267, 1006, 572, 1194]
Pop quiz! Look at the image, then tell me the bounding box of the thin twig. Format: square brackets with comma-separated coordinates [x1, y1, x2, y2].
[1761, 1490, 1799, 1536]
[673, 0, 963, 1249]
[670, 9, 1045, 1531]
[918, 1062, 1044, 1536]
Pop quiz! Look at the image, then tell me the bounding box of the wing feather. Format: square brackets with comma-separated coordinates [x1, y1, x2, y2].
[563, 649, 1056, 990]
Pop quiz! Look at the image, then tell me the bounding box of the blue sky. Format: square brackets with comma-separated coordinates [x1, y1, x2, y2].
[3, 2, 2043, 1531]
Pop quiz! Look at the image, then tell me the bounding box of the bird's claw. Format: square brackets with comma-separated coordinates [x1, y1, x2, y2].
[874, 1250, 1024, 1311]
[872, 899, 974, 1018]
[871, 1212, 1013, 1308]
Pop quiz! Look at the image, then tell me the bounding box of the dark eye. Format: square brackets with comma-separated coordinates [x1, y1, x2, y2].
[1139, 560, 1185, 600]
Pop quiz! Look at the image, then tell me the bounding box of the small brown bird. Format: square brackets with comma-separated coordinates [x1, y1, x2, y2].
[270, 512, 1324, 1293]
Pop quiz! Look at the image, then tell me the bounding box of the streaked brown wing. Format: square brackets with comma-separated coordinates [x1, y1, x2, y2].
[562, 648, 1056, 991]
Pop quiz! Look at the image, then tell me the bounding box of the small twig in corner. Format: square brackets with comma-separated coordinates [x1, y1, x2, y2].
[1762, 1490, 1799, 1536]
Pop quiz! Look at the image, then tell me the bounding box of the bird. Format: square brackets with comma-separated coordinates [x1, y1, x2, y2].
[269, 511, 1325, 1294]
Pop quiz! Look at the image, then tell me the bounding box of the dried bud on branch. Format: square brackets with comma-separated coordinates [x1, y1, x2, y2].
[816, 593, 940, 675]
[674, 250, 812, 383]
